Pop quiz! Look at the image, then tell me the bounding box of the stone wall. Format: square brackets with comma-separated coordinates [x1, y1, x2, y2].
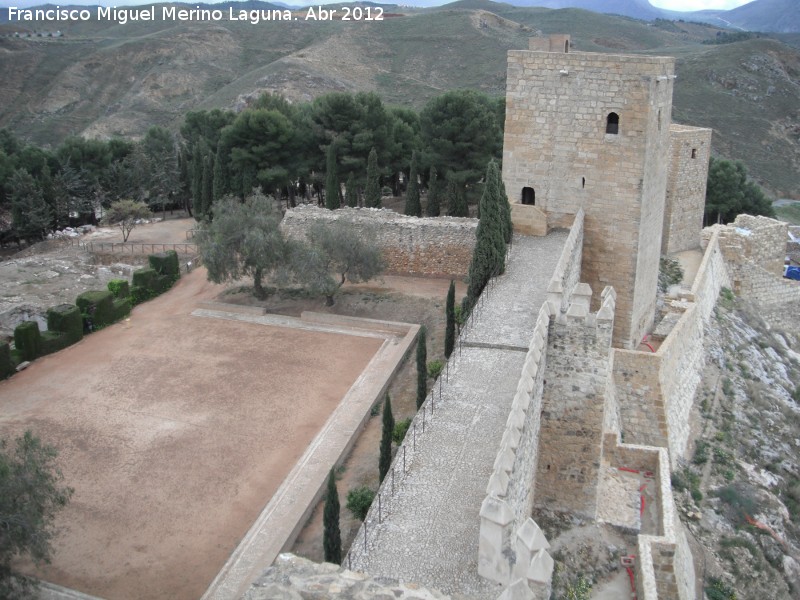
[280, 205, 477, 278]
[706, 215, 800, 329]
[662, 124, 712, 254]
[546, 209, 584, 315]
[612, 229, 731, 463]
[534, 285, 616, 517]
[502, 49, 674, 348]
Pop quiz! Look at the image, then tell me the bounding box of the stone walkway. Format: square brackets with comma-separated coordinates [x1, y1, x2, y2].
[350, 232, 568, 599]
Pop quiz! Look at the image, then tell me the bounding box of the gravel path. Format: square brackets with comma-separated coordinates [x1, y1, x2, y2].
[351, 232, 567, 599]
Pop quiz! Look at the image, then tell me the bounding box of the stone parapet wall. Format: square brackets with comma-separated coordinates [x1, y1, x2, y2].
[546, 209, 584, 315]
[281, 206, 477, 278]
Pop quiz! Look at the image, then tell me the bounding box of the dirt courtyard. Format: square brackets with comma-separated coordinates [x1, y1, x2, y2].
[0, 269, 383, 600]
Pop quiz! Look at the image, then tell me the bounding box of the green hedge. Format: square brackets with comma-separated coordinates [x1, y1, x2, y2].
[76, 290, 115, 330]
[108, 279, 130, 299]
[149, 250, 179, 277]
[113, 297, 132, 320]
[132, 268, 158, 290]
[0, 342, 13, 379]
[14, 321, 41, 362]
[40, 330, 72, 355]
[47, 304, 83, 345]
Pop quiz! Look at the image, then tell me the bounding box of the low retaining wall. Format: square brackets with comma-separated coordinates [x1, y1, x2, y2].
[281, 205, 477, 278]
[546, 208, 584, 315]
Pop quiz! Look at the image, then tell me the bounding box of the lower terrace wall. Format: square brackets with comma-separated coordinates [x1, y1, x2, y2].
[281, 205, 477, 278]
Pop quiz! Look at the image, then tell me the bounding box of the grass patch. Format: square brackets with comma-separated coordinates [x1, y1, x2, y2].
[775, 203, 800, 225]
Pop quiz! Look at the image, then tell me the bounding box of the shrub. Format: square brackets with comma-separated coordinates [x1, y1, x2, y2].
[14, 321, 41, 362]
[46, 304, 82, 345]
[107, 279, 130, 299]
[0, 343, 13, 379]
[130, 286, 151, 306]
[346, 486, 375, 521]
[148, 250, 179, 277]
[393, 418, 412, 444]
[75, 290, 115, 330]
[39, 330, 71, 355]
[132, 268, 158, 290]
[112, 298, 131, 321]
[427, 359, 443, 379]
[705, 576, 737, 600]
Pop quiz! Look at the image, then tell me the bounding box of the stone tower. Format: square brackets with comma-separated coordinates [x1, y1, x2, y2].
[502, 36, 675, 348]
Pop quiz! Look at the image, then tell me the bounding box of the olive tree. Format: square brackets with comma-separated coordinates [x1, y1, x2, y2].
[1, 431, 73, 597]
[291, 220, 384, 305]
[196, 191, 287, 299]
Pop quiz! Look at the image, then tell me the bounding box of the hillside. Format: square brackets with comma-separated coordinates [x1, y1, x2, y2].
[0, 3, 799, 196]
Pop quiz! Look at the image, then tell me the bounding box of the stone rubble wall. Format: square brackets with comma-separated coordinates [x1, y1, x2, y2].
[245, 553, 454, 600]
[661, 125, 712, 254]
[280, 205, 477, 278]
[705, 215, 800, 329]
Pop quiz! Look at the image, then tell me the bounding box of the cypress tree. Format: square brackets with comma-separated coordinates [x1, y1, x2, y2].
[212, 147, 226, 202]
[191, 144, 203, 219]
[416, 326, 427, 409]
[345, 172, 358, 208]
[499, 175, 513, 244]
[365, 148, 381, 208]
[241, 165, 255, 199]
[476, 160, 506, 275]
[325, 143, 339, 210]
[445, 173, 468, 217]
[201, 154, 213, 219]
[404, 151, 421, 217]
[323, 468, 342, 564]
[445, 280, 455, 359]
[425, 166, 440, 217]
[379, 393, 394, 483]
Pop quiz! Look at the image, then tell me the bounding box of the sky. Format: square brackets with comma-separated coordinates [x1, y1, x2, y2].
[650, 0, 753, 11]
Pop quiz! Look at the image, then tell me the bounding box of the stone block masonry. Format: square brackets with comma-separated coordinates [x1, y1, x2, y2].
[662, 124, 712, 254]
[502, 49, 675, 348]
[280, 205, 477, 278]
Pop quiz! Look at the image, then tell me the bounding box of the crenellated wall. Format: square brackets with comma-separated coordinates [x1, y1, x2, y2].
[281, 205, 477, 278]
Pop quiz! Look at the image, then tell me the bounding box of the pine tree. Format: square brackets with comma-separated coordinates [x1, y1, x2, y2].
[379, 394, 394, 483]
[445, 280, 455, 359]
[445, 173, 468, 217]
[345, 172, 358, 208]
[9, 169, 52, 240]
[404, 151, 421, 217]
[365, 148, 381, 208]
[323, 468, 342, 564]
[416, 326, 427, 409]
[325, 143, 339, 210]
[425, 166, 440, 217]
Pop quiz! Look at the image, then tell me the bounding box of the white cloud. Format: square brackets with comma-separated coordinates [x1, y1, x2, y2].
[649, 0, 754, 11]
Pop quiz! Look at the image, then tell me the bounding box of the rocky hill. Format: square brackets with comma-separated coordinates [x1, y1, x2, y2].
[0, 2, 799, 196]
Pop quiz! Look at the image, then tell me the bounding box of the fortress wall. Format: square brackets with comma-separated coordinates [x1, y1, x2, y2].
[662, 125, 712, 254]
[280, 205, 477, 278]
[534, 286, 616, 518]
[612, 230, 730, 463]
[478, 303, 551, 588]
